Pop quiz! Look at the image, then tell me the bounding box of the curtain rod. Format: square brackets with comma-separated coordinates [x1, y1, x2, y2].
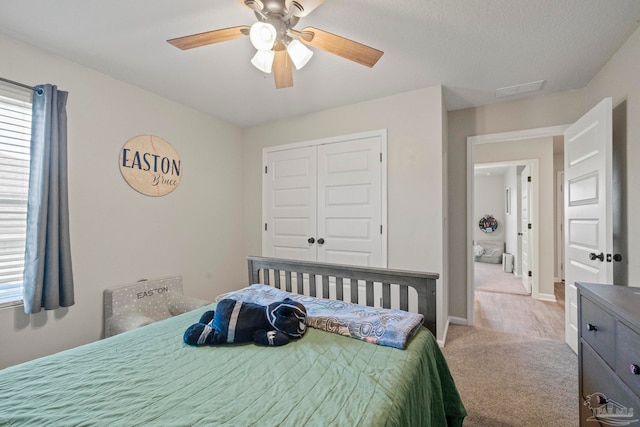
[0, 76, 35, 91]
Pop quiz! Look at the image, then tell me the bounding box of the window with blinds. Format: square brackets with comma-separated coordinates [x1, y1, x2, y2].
[0, 81, 32, 306]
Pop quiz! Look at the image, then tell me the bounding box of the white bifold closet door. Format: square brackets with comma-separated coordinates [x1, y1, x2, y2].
[263, 131, 386, 268]
[263, 145, 318, 262]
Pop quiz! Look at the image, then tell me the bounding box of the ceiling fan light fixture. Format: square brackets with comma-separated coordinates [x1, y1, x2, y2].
[250, 22, 277, 51]
[287, 39, 313, 70]
[251, 49, 275, 73]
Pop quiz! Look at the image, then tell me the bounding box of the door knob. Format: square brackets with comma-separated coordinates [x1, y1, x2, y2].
[317, 238, 325, 245]
[589, 252, 604, 262]
[613, 254, 623, 262]
[307, 237, 315, 244]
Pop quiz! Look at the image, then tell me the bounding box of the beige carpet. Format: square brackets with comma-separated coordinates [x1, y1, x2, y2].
[474, 261, 530, 296]
[442, 325, 578, 426]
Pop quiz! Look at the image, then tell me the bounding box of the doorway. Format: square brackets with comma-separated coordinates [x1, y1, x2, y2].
[473, 161, 530, 297]
[466, 125, 569, 327]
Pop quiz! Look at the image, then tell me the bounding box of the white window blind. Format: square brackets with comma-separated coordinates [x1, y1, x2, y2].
[0, 81, 32, 306]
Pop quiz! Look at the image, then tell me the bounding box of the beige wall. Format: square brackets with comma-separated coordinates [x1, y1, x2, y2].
[585, 26, 640, 286]
[441, 94, 449, 338]
[242, 86, 448, 339]
[473, 174, 506, 244]
[0, 36, 246, 368]
[447, 90, 586, 319]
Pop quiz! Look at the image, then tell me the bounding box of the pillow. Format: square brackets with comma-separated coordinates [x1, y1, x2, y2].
[473, 244, 485, 257]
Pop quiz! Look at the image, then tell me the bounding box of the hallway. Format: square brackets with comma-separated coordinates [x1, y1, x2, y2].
[474, 262, 565, 341]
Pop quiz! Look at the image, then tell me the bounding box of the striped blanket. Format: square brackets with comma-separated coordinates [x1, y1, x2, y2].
[218, 284, 425, 349]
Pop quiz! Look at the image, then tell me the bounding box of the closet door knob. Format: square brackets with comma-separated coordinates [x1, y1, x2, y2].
[631, 364, 640, 375]
[587, 323, 598, 332]
[317, 238, 325, 245]
[307, 237, 315, 244]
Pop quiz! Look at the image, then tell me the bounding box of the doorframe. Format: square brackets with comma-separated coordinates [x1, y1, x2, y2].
[556, 171, 565, 282]
[466, 125, 569, 325]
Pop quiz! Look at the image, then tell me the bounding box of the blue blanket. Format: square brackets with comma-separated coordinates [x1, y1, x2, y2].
[219, 284, 425, 349]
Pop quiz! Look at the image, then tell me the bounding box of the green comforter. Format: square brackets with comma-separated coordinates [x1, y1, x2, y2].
[0, 305, 466, 426]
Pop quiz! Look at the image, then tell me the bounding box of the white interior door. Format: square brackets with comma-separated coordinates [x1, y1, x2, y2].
[564, 97, 613, 354]
[317, 137, 383, 267]
[520, 166, 531, 292]
[263, 146, 317, 261]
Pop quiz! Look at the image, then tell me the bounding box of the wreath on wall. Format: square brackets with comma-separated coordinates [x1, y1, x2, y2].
[478, 214, 498, 233]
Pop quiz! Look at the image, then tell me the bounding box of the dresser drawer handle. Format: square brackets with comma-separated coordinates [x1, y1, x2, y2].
[586, 323, 598, 332]
[631, 364, 640, 375]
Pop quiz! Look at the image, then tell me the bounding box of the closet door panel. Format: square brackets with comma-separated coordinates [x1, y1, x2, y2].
[263, 146, 317, 261]
[317, 136, 382, 267]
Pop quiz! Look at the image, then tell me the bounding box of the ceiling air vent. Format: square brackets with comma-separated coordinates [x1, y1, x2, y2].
[495, 80, 545, 98]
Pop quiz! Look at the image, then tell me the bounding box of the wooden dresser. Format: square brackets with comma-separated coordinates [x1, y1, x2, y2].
[577, 282, 640, 426]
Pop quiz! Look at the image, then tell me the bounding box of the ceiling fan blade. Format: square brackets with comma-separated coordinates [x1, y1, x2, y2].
[167, 26, 250, 50]
[299, 26, 383, 68]
[286, 0, 325, 17]
[273, 49, 293, 89]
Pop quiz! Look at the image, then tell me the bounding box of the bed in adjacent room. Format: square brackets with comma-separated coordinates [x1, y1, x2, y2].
[0, 257, 466, 426]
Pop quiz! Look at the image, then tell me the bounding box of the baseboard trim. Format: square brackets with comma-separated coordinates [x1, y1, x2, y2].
[437, 318, 450, 347]
[449, 316, 468, 325]
[536, 292, 557, 302]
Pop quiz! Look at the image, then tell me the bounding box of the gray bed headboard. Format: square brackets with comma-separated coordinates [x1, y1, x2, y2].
[247, 256, 438, 335]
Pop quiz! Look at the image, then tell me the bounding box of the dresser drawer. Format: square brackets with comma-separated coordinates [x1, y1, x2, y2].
[617, 321, 640, 398]
[581, 342, 640, 425]
[581, 296, 616, 367]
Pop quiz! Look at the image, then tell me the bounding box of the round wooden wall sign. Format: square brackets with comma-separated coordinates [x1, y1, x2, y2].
[119, 135, 182, 197]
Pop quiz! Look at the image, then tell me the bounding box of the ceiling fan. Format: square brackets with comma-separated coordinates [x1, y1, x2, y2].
[167, 0, 384, 89]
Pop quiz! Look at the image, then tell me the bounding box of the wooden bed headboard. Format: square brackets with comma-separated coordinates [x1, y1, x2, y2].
[247, 256, 438, 335]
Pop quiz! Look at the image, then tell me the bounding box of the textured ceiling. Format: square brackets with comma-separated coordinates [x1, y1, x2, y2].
[0, 0, 639, 128]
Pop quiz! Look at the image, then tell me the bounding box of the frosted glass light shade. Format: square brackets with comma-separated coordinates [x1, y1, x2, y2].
[287, 39, 313, 70]
[250, 22, 277, 51]
[251, 49, 275, 73]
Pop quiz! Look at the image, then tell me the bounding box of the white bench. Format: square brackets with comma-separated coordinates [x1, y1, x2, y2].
[103, 276, 210, 338]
